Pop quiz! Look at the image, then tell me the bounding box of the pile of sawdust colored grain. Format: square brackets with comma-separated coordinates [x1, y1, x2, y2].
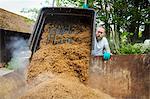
[27, 24, 91, 83]
[20, 73, 114, 99]
[0, 72, 26, 99]
[28, 43, 90, 83]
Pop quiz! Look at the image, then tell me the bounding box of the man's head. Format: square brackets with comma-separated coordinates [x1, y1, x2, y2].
[96, 27, 106, 40]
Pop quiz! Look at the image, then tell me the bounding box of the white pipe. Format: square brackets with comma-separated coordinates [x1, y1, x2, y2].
[52, 0, 55, 7]
[84, 0, 87, 4]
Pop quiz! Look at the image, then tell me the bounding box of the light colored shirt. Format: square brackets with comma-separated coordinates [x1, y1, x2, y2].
[92, 37, 110, 56]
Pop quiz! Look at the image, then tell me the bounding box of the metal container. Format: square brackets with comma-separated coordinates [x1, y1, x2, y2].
[29, 7, 95, 54]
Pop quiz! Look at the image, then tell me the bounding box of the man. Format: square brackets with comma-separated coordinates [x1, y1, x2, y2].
[92, 26, 111, 60]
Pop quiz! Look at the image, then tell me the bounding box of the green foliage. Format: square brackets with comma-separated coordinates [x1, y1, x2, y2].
[119, 43, 142, 54]
[142, 47, 150, 54]
[138, 31, 142, 38]
[141, 43, 150, 54]
[21, 8, 39, 21]
[118, 31, 150, 54]
[24, 18, 35, 24]
[120, 31, 134, 43]
[119, 42, 150, 54]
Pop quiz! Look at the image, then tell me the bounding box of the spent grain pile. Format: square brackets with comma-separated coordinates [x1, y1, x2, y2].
[21, 73, 114, 99]
[25, 23, 114, 99]
[27, 23, 91, 83]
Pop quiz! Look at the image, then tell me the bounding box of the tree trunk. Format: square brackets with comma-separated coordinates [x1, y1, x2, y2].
[128, 21, 136, 42]
[142, 23, 150, 41]
[133, 21, 140, 43]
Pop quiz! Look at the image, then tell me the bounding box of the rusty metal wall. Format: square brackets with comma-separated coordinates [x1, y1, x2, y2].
[88, 54, 150, 99]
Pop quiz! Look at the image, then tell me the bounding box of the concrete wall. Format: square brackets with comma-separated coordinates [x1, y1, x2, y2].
[89, 55, 150, 99]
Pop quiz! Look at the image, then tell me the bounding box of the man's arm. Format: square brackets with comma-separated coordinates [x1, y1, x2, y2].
[103, 37, 111, 53]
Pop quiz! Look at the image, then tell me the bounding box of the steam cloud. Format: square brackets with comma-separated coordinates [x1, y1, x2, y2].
[6, 37, 31, 78]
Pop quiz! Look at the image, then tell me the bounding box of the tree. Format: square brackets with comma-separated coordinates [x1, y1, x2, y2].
[21, 0, 150, 54]
[20, 0, 52, 21]
[59, 0, 150, 51]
